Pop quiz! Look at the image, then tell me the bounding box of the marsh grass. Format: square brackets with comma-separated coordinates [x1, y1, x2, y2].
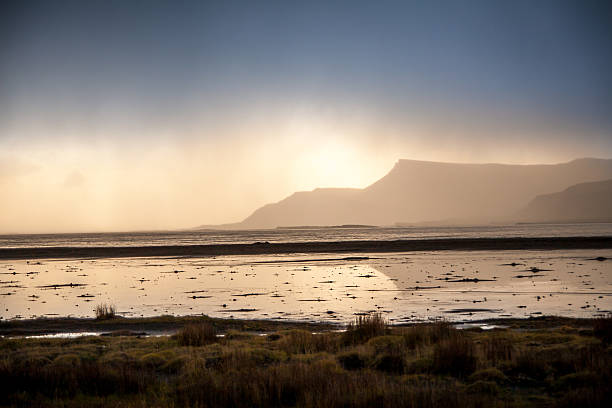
[343, 313, 387, 344]
[176, 322, 217, 346]
[278, 329, 339, 354]
[396, 320, 456, 349]
[593, 313, 612, 344]
[480, 332, 515, 363]
[432, 334, 477, 377]
[1, 317, 611, 407]
[94, 303, 116, 320]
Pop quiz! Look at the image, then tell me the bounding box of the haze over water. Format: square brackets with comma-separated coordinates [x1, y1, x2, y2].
[1, 224, 612, 249]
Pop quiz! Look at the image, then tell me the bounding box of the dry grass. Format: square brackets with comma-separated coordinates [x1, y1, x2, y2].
[1, 317, 611, 407]
[432, 334, 477, 377]
[480, 332, 516, 363]
[343, 313, 387, 344]
[94, 303, 116, 320]
[593, 313, 612, 344]
[277, 329, 339, 354]
[174, 358, 493, 408]
[176, 322, 217, 346]
[397, 320, 455, 349]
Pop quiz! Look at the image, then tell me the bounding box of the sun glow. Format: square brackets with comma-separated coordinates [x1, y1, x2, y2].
[294, 141, 364, 188]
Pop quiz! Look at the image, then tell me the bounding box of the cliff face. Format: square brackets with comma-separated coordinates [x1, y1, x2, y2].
[516, 179, 612, 223]
[236, 158, 612, 228]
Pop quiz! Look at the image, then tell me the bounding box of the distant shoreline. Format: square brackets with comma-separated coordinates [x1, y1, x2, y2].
[0, 236, 610, 260]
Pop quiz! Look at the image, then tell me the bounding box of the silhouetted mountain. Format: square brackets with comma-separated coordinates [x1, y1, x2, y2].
[224, 158, 612, 229]
[515, 179, 612, 223]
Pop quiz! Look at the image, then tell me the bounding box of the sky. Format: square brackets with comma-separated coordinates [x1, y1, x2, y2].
[1, 0, 611, 233]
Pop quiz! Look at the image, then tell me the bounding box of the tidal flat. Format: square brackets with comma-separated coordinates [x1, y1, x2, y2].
[1, 249, 610, 323]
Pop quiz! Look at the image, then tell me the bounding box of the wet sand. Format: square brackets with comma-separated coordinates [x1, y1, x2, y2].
[0, 236, 611, 260]
[1, 249, 610, 323]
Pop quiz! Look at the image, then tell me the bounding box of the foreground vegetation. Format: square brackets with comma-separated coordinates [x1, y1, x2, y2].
[1, 314, 611, 407]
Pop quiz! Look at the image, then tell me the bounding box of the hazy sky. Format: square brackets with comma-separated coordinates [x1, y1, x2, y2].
[1, 0, 611, 233]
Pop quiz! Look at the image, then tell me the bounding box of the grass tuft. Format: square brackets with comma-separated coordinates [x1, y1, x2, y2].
[176, 322, 217, 346]
[343, 313, 387, 344]
[94, 303, 116, 320]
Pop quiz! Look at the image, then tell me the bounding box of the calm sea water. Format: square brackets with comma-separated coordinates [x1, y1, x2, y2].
[1, 223, 611, 248]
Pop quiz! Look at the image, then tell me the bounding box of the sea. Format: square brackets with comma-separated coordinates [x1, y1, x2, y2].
[1, 223, 612, 248]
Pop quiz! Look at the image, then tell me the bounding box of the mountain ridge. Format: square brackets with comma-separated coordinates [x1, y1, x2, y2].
[516, 179, 612, 223]
[199, 158, 612, 229]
